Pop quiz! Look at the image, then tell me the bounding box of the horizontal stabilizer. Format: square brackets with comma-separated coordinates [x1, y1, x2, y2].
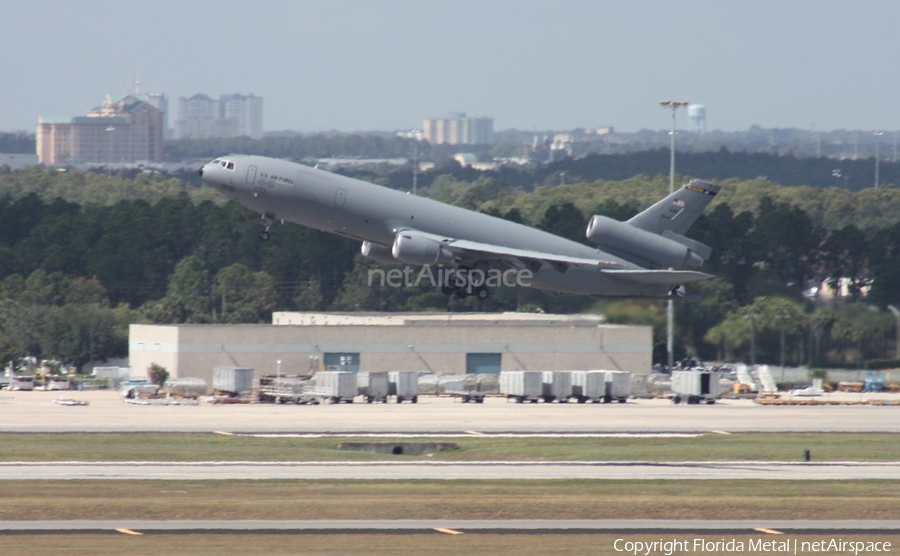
[601, 268, 714, 285]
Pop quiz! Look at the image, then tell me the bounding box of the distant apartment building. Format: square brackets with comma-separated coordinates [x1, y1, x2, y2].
[174, 93, 263, 139]
[422, 113, 493, 145]
[36, 94, 164, 165]
[145, 92, 171, 139]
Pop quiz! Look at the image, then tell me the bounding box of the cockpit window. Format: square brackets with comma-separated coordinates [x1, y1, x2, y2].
[212, 159, 221, 164]
[226, 161, 235, 170]
[219, 161, 227, 167]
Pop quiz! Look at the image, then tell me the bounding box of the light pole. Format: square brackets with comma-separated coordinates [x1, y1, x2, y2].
[401, 129, 423, 195]
[777, 314, 789, 384]
[874, 131, 884, 188]
[889, 306, 900, 360]
[660, 101, 689, 370]
[745, 314, 759, 367]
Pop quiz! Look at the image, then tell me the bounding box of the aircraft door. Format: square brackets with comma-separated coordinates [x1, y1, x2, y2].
[246, 165, 257, 185]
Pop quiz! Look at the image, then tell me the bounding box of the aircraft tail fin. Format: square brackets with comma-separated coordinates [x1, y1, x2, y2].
[626, 179, 720, 236]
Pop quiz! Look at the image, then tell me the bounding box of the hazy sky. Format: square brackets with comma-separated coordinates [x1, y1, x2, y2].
[3, 0, 898, 133]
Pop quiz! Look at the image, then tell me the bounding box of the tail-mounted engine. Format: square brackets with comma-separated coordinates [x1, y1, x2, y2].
[585, 215, 709, 269]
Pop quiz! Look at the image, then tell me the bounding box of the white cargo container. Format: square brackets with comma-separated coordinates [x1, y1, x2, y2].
[10, 377, 34, 391]
[571, 370, 607, 403]
[388, 371, 419, 403]
[671, 369, 721, 404]
[499, 371, 542, 403]
[213, 367, 255, 395]
[357, 371, 390, 403]
[605, 370, 632, 403]
[541, 370, 573, 402]
[316, 371, 358, 403]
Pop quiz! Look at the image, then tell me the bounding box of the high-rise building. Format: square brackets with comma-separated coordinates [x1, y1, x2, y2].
[220, 93, 263, 139]
[422, 114, 493, 145]
[36, 94, 164, 165]
[145, 92, 171, 139]
[174, 93, 263, 139]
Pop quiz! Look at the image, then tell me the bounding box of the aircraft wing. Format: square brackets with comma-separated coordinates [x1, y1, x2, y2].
[398, 230, 712, 285]
[600, 269, 714, 284]
[442, 238, 621, 272]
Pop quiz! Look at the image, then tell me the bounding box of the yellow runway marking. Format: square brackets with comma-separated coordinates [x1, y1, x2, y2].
[435, 527, 463, 535]
[711, 430, 731, 435]
[213, 431, 234, 436]
[755, 528, 784, 535]
[465, 431, 484, 435]
[116, 528, 143, 536]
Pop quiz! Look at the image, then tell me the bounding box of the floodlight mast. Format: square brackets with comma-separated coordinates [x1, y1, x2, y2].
[660, 100, 689, 370]
[660, 101, 689, 194]
[874, 131, 884, 189]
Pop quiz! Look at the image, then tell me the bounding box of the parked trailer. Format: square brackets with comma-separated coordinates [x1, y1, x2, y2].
[541, 371, 573, 403]
[258, 376, 323, 405]
[671, 369, 721, 404]
[444, 374, 486, 403]
[500, 371, 542, 403]
[316, 371, 358, 403]
[605, 370, 632, 403]
[571, 370, 607, 403]
[388, 371, 419, 403]
[357, 371, 390, 403]
[213, 367, 255, 396]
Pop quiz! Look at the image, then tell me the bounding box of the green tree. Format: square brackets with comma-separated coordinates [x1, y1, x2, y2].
[704, 296, 807, 364]
[157, 256, 212, 323]
[147, 363, 169, 388]
[214, 264, 278, 323]
[536, 202, 588, 244]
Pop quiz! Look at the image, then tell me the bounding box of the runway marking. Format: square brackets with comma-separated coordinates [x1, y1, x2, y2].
[240, 433, 703, 438]
[116, 528, 143, 535]
[435, 527, 463, 535]
[754, 527, 784, 535]
[213, 431, 234, 436]
[711, 430, 731, 435]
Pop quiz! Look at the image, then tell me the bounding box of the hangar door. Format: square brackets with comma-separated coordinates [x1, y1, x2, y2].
[466, 353, 501, 374]
[324, 352, 360, 373]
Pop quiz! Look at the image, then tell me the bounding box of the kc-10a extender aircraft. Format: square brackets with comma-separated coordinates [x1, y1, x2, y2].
[200, 155, 719, 300]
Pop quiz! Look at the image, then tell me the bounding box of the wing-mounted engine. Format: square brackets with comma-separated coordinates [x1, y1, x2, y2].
[586, 215, 708, 269]
[391, 231, 455, 265]
[361, 241, 402, 265]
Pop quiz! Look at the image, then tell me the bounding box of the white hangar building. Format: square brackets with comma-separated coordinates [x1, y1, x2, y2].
[128, 312, 652, 384]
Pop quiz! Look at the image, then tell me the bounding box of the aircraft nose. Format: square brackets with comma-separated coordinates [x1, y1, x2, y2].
[198, 167, 204, 178]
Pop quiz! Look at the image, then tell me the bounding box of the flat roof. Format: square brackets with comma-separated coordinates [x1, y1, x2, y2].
[271, 312, 606, 327]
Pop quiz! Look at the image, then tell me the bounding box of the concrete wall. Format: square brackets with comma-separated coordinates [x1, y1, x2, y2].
[129, 321, 651, 385]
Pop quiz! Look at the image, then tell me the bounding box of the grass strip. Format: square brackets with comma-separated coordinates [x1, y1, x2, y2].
[0, 433, 898, 462]
[0, 533, 897, 556]
[0, 480, 897, 521]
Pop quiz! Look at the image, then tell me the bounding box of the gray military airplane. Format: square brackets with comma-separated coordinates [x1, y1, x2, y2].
[199, 155, 719, 299]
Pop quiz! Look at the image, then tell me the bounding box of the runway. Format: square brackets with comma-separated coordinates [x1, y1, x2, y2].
[0, 519, 898, 534]
[1, 460, 899, 480]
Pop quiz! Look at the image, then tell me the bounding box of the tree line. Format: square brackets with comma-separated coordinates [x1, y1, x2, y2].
[1, 165, 900, 369]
